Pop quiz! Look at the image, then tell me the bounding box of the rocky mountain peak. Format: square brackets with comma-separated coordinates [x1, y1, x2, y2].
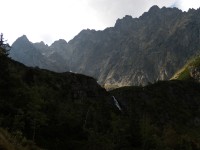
[148, 5, 160, 13]
[51, 39, 67, 47]
[10, 6, 200, 88]
[14, 35, 30, 44]
[79, 29, 97, 36]
[114, 15, 136, 31]
[34, 41, 49, 48]
[115, 15, 133, 25]
[20, 34, 28, 40]
[38, 41, 47, 46]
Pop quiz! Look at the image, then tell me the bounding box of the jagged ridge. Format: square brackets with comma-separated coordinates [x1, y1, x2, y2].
[10, 6, 200, 88]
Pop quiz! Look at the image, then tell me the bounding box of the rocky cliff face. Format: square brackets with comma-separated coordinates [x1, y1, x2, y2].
[10, 6, 200, 88]
[189, 67, 200, 81]
[68, 6, 200, 88]
[10, 36, 69, 72]
[10, 35, 54, 70]
[34, 39, 71, 71]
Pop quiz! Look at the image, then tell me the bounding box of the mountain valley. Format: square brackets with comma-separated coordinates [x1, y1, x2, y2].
[2, 49, 200, 149]
[2, 5, 200, 150]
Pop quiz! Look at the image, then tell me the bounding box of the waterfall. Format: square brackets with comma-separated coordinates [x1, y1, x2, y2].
[112, 96, 122, 111]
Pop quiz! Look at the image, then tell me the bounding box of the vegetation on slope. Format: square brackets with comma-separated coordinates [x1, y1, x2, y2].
[171, 54, 200, 80]
[2, 50, 200, 150]
[0, 53, 115, 149]
[111, 80, 200, 150]
[0, 128, 41, 150]
[2, 34, 200, 149]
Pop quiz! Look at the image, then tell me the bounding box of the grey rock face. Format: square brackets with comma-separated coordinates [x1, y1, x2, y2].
[189, 67, 200, 81]
[10, 36, 69, 72]
[68, 6, 200, 87]
[10, 6, 200, 88]
[10, 35, 51, 69]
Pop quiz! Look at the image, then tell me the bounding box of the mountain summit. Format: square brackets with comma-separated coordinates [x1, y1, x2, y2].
[10, 6, 200, 88]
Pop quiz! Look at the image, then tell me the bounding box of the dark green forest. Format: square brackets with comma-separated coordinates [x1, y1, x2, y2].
[1, 43, 200, 149]
[111, 80, 200, 150]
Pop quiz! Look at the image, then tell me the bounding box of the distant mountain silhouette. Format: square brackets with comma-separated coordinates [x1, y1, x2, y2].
[10, 36, 69, 72]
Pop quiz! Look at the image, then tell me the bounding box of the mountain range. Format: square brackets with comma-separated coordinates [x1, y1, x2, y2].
[10, 35, 69, 72]
[3, 4, 200, 150]
[10, 6, 200, 89]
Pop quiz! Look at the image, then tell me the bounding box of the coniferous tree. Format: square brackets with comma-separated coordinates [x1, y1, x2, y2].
[0, 33, 11, 90]
[0, 33, 11, 56]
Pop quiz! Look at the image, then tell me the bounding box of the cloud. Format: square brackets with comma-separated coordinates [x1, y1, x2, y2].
[174, 0, 200, 11]
[87, 0, 177, 26]
[1, 0, 200, 45]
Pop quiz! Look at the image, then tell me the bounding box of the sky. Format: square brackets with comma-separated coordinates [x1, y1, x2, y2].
[1, 0, 200, 45]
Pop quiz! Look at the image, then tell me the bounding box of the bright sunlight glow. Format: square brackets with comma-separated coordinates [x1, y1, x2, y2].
[1, 0, 200, 45]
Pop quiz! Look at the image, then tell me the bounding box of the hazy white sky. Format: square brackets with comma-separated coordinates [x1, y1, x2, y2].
[1, 0, 200, 45]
